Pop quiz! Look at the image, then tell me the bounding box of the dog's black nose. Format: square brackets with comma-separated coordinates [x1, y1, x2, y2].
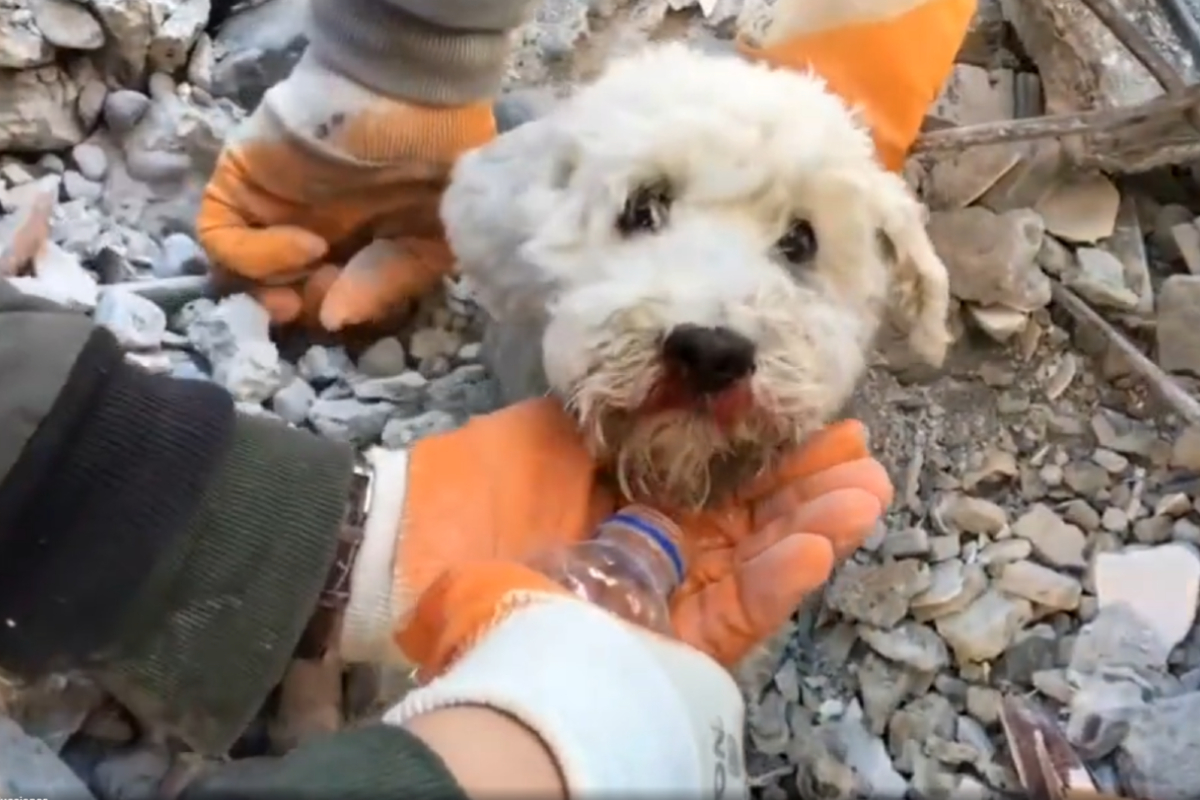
[662, 324, 757, 394]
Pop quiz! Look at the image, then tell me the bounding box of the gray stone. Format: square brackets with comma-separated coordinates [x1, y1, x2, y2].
[996, 560, 1082, 611]
[71, 142, 108, 181]
[1067, 247, 1140, 311]
[62, 170, 102, 202]
[1069, 603, 1173, 678]
[210, 0, 309, 109]
[102, 89, 152, 134]
[353, 371, 427, 413]
[426, 365, 502, 418]
[185, 294, 284, 403]
[307, 397, 393, 446]
[1012, 503, 1087, 569]
[91, 743, 171, 800]
[0, 717, 95, 798]
[93, 287, 167, 350]
[297, 345, 354, 387]
[879, 527, 930, 558]
[10, 240, 98, 310]
[381, 410, 458, 448]
[939, 494, 1007, 536]
[926, 206, 1051, 311]
[32, 0, 104, 50]
[357, 337, 408, 378]
[858, 622, 949, 672]
[272, 377, 317, 425]
[1066, 679, 1144, 759]
[935, 589, 1033, 663]
[825, 560, 931, 628]
[1118, 692, 1200, 800]
[0, 61, 89, 152]
[154, 232, 208, 278]
[819, 704, 909, 798]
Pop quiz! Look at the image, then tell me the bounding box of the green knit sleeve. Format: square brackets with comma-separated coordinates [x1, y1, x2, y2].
[184, 724, 470, 800]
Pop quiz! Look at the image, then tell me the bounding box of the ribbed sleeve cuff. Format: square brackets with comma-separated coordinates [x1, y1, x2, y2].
[306, 0, 535, 105]
[183, 723, 468, 800]
[0, 328, 237, 677]
[99, 414, 355, 755]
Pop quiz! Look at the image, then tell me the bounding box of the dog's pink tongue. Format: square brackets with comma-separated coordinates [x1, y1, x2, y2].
[642, 377, 753, 426]
[709, 383, 753, 427]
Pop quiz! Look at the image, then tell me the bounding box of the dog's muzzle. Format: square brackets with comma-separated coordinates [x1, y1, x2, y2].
[637, 324, 759, 425]
[661, 324, 756, 395]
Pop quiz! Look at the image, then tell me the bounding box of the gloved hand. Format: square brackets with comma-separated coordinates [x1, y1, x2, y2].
[389, 563, 751, 797]
[341, 398, 892, 669]
[195, 53, 496, 331]
[740, 0, 977, 171]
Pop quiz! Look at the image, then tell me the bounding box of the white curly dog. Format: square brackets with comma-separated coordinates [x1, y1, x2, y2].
[442, 23, 951, 510]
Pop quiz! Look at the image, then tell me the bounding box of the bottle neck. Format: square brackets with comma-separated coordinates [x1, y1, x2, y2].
[597, 509, 685, 595]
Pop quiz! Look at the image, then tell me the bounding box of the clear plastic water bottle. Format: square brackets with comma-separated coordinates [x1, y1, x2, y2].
[529, 505, 686, 635]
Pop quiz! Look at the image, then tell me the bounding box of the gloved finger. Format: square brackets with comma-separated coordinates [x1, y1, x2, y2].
[197, 190, 328, 281]
[299, 264, 342, 328]
[673, 533, 834, 666]
[753, 458, 893, 531]
[747, 486, 886, 562]
[400, 560, 568, 680]
[248, 284, 305, 325]
[739, 420, 869, 501]
[319, 239, 451, 331]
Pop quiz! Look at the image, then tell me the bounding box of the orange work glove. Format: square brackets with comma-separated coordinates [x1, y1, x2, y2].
[195, 53, 495, 331]
[339, 398, 892, 670]
[740, 0, 976, 171]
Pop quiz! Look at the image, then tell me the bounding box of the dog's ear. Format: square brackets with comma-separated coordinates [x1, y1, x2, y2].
[872, 175, 952, 367]
[440, 117, 581, 322]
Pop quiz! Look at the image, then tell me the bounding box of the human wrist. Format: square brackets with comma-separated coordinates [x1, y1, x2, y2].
[405, 706, 567, 798]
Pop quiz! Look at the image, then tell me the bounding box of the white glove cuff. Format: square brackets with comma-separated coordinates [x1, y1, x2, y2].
[383, 596, 749, 799]
[339, 446, 412, 665]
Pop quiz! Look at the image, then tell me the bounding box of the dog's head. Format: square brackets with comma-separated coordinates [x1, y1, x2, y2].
[443, 44, 950, 509]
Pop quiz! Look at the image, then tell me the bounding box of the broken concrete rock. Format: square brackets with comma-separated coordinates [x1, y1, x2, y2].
[88, 0, 156, 86]
[0, 61, 91, 152]
[0, 0, 55, 69]
[935, 589, 1033, 664]
[1118, 692, 1200, 800]
[1002, 0, 1200, 172]
[1033, 172, 1120, 244]
[1157, 275, 1200, 376]
[1093, 544, 1200, 654]
[927, 206, 1051, 311]
[1066, 248, 1141, 312]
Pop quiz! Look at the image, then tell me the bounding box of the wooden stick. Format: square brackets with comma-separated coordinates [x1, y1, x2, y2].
[913, 85, 1200, 152]
[1051, 281, 1200, 426]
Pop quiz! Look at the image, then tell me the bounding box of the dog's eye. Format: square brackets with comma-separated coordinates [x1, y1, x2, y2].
[776, 219, 818, 264]
[617, 183, 671, 235]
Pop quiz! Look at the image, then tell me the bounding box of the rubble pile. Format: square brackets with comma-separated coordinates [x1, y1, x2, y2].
[4, 0, 1200, 798]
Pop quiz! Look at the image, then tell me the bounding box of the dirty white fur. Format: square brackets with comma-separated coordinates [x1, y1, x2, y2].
[442, 43, 950, 509]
